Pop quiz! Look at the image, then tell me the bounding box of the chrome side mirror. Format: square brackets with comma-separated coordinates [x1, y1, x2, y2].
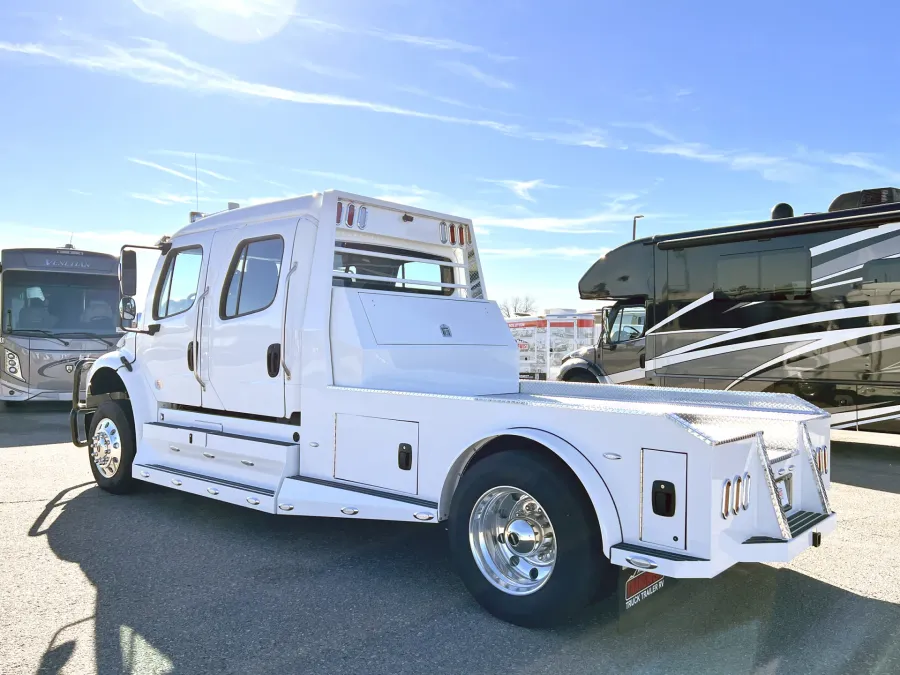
[119, 297, 137, 325]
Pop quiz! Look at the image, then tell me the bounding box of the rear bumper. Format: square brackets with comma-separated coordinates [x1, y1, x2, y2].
[610, 512, 837, 578]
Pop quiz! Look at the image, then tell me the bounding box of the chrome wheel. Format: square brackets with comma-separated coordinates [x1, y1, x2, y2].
[90, 417, 122, 478]
[468, 486, 557, 595]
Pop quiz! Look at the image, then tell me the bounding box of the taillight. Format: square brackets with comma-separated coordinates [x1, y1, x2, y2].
[336, 201, 343, 225]
[449, 223, 457, 245]
[815, 446, 828, 474]
[346, 203, 355, 227]
[742, 472, 751, 510]
[722, 479, 732, 519]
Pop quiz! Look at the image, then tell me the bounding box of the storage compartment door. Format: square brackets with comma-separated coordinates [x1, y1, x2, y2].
[334, 414, 419, 495]
[640, 449, 687, 550]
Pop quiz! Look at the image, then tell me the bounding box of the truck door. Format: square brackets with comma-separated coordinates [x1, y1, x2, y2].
[600, 302, 646, 383]
[202, 218, 303, 417]
[139, 233, 212, 407]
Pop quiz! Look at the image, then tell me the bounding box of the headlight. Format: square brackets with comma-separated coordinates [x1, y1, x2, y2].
[4, 349, 25, 382]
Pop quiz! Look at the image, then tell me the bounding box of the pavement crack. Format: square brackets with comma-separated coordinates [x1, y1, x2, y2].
[0, 498, 53, 504]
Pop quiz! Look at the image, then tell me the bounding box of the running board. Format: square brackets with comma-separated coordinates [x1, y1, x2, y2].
[276, 475, 440, 523]
[134, 463, 278, 513]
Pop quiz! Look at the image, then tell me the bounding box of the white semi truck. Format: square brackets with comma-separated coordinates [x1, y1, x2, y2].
[70, 191, 835, 627]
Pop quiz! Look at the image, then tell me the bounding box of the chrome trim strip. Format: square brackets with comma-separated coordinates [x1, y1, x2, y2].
[801, 424, 832, 514]
[286, 474, 438, 508]
[137, 463, 275, 496]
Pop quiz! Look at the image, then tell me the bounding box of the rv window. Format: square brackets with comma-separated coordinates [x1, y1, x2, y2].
[607, 305, 646, 343]
[716, 248, 810, 299]
[861, 258, 900, 284]
[333, 243, 455, 296]
[154, 247, 203, 320]
[221, 237, 284, 319]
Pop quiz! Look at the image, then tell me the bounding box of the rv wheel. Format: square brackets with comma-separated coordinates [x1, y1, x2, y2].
[565, 370, 598, 383]
[88, 399, 137, 494]
[449, 449, 613, 627]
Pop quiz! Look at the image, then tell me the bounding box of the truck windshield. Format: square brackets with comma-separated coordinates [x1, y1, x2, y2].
[1, 271, 120, 336]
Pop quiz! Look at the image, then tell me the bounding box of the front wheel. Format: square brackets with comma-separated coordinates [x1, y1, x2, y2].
[88, 399, 137, 494]
[448, 449, 614, 627]
[564, 370, 599, 383]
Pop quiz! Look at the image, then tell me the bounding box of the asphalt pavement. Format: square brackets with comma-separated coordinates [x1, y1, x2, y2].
[2, 402, 900, 675]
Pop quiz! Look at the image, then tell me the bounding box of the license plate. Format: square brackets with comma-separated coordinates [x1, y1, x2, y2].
[774, 474, 792, 511]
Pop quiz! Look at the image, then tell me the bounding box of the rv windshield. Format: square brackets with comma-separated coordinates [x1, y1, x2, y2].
[1, 271, 120, 336]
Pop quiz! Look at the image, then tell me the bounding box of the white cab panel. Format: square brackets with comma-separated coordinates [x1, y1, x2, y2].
[203, 218, 306, 417]
[330, 288, 519, 396]
[359, 292, 511, 346]
[140, 232, 214, 407]
[334, 414, 419, 494]
[640, 448, 687, 550]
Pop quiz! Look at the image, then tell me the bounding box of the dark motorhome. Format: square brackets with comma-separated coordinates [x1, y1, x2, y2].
[0, 246, 121, 402]
[564, 187, 900, 433]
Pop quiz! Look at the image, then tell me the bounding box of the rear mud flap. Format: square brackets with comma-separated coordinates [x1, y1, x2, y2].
[613, 567, 679, 630]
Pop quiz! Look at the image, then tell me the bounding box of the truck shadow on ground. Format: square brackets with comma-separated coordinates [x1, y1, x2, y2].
[32, 483, 900, 675]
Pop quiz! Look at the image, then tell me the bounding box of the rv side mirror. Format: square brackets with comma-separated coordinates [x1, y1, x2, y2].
[119, 296, 137, 325]
[121, 250, 138, 297]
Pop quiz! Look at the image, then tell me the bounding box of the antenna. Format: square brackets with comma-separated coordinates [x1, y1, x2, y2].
[194, 153, 199, 211]
[68, 232, 74, 246]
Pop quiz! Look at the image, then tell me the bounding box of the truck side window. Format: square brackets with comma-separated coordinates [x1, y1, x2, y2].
[608, 305, 646, 343]
[333, 242, 455, 296]
[154, 247, 203, 320]
[221, 237, 284, 319]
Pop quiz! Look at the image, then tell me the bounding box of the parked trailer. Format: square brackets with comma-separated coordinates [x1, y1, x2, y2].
[506, 310, 607, 380]
[566, 187, 900, 433]
[1, 245, 121, 402]
[71, 191, 834, 627]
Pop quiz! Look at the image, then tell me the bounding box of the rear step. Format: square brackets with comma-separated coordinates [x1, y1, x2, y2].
[611, 542, 709, 563]
[743, 510, 830, 544]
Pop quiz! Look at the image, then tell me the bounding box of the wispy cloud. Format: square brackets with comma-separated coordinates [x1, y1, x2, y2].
[294, 168, 434, 197]
[68, 188, 91, 196]
[612, 122, 679, 142]
[395, 85, 518, 117]
[440, 61, 513, 90]
[827, 152, 900, 183]
[481, 247, 611, 259]
[128, 157, 208, 185]
[129, 192, 198, 205]
[133, 0, 296, 42]
[474, 212, 626, 234]
[152, 150, 250, 164]
[0, 222, 159, 255]
[0, 36, 609, 152]
[175, 163, 234, 181]
[674, 88, 693, 99]
[291, 15, 514, 62]
[292, 59, 358, 80]
[479, 178, 560, 202]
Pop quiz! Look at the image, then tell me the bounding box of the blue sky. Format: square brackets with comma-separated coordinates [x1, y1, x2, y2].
[3, 0, 900, 311]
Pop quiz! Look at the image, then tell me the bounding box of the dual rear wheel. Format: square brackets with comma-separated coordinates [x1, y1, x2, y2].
[449, 449, 616, 627]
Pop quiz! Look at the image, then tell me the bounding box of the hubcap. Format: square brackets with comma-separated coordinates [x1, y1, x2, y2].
[90, 417, 122, 479]
[468, 486, 557, 595]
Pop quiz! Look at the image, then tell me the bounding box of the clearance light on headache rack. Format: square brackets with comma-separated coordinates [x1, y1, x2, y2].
[336, 201, 343, 225]
[440, 221, 448, 244]
[346, 203, 356, 228]
[449, 223, 457, 245]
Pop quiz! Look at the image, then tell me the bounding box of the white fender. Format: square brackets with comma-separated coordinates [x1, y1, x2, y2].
[440, 427, 624, 557]
[85, 350, 157, 445]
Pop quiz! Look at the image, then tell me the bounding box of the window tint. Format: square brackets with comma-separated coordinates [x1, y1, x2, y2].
[221, 237, 284, 319]
[155, 248, 203, 319]
[716, 248, 810, 299]
[333, 243, 455, 296]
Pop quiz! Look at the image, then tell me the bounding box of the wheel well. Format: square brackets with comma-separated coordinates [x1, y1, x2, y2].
[442, 435, 600, 536]
[89, 367, 128, 397]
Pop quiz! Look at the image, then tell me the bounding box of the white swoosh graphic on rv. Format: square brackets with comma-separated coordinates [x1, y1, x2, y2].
[656, 302, 900, 361]
[645, 292, 714, 335]
[810, 221, 900, 256]
[724, 324, 900, 391]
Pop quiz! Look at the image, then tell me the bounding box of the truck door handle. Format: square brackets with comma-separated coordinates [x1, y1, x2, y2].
[187, 341, 194, 371]
[267, 344, 281, 378]
[398, 443, 413, 470]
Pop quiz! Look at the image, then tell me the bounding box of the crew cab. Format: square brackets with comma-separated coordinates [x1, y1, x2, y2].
[70, 191, 836, 627]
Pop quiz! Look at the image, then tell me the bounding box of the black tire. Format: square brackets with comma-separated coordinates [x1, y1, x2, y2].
[87, 399, 137, 494]
[448, 449, 615, 627]
[565, 370, 599, 383]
